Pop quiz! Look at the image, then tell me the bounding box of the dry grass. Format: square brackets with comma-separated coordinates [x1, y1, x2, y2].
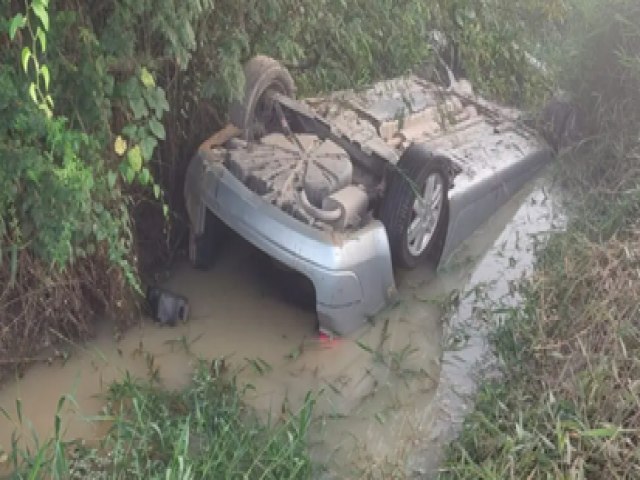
[440, 157, 640, 478]
[533, 227, 640, 472]
[0, 250, 133, 382]
[441, 3, 640, 467]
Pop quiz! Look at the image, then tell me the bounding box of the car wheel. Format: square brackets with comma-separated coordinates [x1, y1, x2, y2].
[189, 210, 226, 270]
[229, 55, 296, 140]
[380, 148, 449, 269]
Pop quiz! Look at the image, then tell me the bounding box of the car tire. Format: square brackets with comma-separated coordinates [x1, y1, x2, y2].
[188, 210, 226, 270]
[229, 55, 296, 140]
[379, 148, 449, 270]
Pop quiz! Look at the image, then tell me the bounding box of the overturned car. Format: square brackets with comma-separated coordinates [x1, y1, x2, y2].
[185, 56, 554, 335]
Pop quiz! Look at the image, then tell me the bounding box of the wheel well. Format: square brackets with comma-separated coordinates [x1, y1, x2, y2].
[393, 143, 456, 188]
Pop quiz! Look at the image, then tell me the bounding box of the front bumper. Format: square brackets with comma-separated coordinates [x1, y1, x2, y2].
[185, 151, 397, 335]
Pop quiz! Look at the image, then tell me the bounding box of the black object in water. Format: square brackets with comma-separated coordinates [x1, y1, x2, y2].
[146, 286, 190, 326]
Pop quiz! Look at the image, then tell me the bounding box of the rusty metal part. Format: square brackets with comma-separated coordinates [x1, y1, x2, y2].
[198, 124, 242, 152]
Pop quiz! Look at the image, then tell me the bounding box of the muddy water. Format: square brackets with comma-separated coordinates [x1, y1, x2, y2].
[407, 175, 565, 478]
[0, 175, 562, 478]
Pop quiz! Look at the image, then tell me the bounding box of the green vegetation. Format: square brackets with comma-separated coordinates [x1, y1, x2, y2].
[2, 361, 314, 479]
[0, 0, 556, 370]
[440, 1, 640, 478]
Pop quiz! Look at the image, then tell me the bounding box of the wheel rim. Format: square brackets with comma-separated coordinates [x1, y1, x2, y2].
[406, 172, 444, 257]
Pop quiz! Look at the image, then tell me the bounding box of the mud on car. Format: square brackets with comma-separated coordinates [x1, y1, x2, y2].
[185, 56, 554, 336]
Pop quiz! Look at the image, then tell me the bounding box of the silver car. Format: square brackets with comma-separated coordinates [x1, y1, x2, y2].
[185, 56, 553, 335]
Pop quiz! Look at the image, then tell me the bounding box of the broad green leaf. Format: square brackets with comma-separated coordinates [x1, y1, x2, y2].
[163, 204, 169, 218]
[36, 27, 46, 52]
[120, 163, 135, 184]
[145, 87, 170, 118]
[122, 124, 138, 139]
[139, 167, 150, 185]
[130, 96, 148, 120]
[9, 14, 26, 40]
[141, 136, 158, 161]
[140, 67, 155, 88]
[31, 2, 49, 31]
[39, 103, 52, 118]
[149, 118, 165, 140]
[40, 65, 50, 91]
[21, 47, 31, 73]
[114, 135, 127, 156]
[127, 145, 142, 172]
[156, 89, 170, 114]
[28, 83, 37, 104]
[153, 184, 161, 199]
[107, 171, 117, 189]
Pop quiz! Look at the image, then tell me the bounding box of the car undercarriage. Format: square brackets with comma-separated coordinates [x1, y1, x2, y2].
[184, 56, 554, 335]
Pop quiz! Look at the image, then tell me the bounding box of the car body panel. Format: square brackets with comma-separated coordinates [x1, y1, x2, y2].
[186, 152, 396, 335]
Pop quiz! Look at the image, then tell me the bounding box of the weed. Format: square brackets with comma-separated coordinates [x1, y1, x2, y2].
[441, 226, 640, 478]
[441, 3, 640, 477]
[3, 361, 314, 479]
[163, 334, 203, 356]
[244, 357, 273, 376]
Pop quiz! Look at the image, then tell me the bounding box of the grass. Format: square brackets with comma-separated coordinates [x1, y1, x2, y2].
[440, 158, 640, 478]
[441, 233, 640, 477]
[439, 148, 640, 479]
[1, 360, 314, 479]
[439, 2, 640, 477]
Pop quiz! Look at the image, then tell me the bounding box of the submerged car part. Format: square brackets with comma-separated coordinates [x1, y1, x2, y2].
[185, 56, 554, 336]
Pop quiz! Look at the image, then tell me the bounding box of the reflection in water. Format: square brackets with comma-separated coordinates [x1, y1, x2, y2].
[0, 175, 563, 478]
